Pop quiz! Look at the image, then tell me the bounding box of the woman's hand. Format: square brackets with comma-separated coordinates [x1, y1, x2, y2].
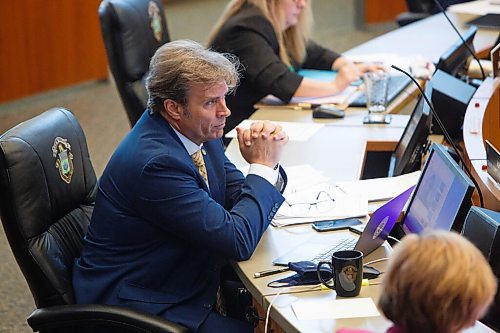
[333, 57, 387, 80]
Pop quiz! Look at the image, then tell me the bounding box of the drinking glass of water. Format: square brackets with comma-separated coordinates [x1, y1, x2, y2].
[363, 70, 391, 124]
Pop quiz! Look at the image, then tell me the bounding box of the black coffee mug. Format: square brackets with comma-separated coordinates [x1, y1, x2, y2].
[316, 250, 363, 297]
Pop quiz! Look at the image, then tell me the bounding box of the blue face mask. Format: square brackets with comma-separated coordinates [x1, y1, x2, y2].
[267, 261, 332, 288]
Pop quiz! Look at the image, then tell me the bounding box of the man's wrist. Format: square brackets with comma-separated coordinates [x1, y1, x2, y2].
[248, 163, 279, 186]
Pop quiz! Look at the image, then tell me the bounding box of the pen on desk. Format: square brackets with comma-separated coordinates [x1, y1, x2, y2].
[254, 267, 290, 278]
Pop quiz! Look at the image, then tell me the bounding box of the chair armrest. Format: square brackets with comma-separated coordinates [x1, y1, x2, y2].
[27, 304, 188, 333]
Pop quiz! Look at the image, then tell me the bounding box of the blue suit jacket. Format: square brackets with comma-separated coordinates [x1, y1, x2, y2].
[73, 111, 285, 331]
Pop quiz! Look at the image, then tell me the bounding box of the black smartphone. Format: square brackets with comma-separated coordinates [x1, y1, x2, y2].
[312, 218, 362, 232]
[312, 105, 345, 119]
[349, 223, 366, 235]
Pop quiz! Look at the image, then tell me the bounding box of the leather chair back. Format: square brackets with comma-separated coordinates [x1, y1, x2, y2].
[406, 0, 434, 13]
[99, 0, 170, 126]
[397, 0, 434, 26]
[0, 108, 97, 308]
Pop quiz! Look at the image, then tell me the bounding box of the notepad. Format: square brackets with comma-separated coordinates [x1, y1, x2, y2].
[298, 69, 338, 82]
[297, 69, 363, 86]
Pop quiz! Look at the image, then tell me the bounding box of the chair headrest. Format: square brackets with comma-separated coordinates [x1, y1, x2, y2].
[0, 108, 96, 239]
[99, 0, 170, 82]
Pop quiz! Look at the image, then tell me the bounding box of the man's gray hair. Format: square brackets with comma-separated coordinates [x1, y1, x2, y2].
[146, 39, 240, 114]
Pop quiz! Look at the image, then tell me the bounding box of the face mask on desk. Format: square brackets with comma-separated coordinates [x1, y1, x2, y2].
[267, 261, 332, 288]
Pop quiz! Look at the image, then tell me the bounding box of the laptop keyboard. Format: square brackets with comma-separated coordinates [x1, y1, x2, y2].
[349, 75, 412, 107]
[311, 237, 358, 263]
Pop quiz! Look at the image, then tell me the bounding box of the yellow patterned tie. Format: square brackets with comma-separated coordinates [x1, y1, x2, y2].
[191, 149, 209, 186]
[192, 149, 225, 314]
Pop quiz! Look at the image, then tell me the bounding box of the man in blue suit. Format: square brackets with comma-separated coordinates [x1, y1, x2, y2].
[73, 40, 288, 332]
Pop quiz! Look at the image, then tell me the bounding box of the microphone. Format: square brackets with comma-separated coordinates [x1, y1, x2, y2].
[432, 0, 486, 80]
[391, 64, 484, 208]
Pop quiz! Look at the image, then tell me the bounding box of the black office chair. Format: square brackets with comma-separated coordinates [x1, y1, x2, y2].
[99, 0, 170, 126]
[396, 0, 434, 26]
[0, 108, 187, 333]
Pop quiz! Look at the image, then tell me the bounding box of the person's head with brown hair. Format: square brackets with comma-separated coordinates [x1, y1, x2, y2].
[146, 39, 239, 115]
[146, 40, 240, 144]
[207, 0, 313, 68]
[379, 231, 497, 333]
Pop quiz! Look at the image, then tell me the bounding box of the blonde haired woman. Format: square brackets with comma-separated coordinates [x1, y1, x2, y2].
[379, 231, 497, 333]
[208, 0, 377, 136]
[338, 231, 497, 333]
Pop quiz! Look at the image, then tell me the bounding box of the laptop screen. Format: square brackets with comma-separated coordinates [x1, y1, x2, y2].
[354, 185, 415, 255]
[401, 143, 475, 234]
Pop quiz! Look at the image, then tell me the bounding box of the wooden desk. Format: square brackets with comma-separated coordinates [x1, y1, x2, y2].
[463, 77, 500, 211]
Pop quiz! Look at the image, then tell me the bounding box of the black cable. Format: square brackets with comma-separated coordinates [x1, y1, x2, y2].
[433, 0, 486, 79]
[391, 64, 484, 208]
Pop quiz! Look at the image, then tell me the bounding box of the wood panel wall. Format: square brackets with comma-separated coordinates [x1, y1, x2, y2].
[0, 1, 108, 103]
[364, 0, 407, 23]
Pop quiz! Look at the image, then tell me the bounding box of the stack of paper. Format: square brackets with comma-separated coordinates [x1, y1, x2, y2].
[273, 183, 368, 227]
[235, 164, 368, 227]
[336, 171, 421, 202]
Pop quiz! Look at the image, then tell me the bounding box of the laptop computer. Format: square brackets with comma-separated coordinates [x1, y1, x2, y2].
[272, 185, 415, 266]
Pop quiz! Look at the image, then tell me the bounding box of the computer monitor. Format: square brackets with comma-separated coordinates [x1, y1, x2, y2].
[400, 143, 475, 234]
[435, 26, 477, 78]
[388, 84, 431, 177]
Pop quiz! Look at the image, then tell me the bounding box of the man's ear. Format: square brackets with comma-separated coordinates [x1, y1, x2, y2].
[163, 99, 182, 120]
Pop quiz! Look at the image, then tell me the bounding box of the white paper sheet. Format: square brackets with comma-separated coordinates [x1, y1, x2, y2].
[224, 120, 323, 142]
[448, 0, 500, 15]
[282, 165, 331, 194]
[336, 171, 421, 202]
[291, 298, 380, 320]
[261, 85, 359, 106]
